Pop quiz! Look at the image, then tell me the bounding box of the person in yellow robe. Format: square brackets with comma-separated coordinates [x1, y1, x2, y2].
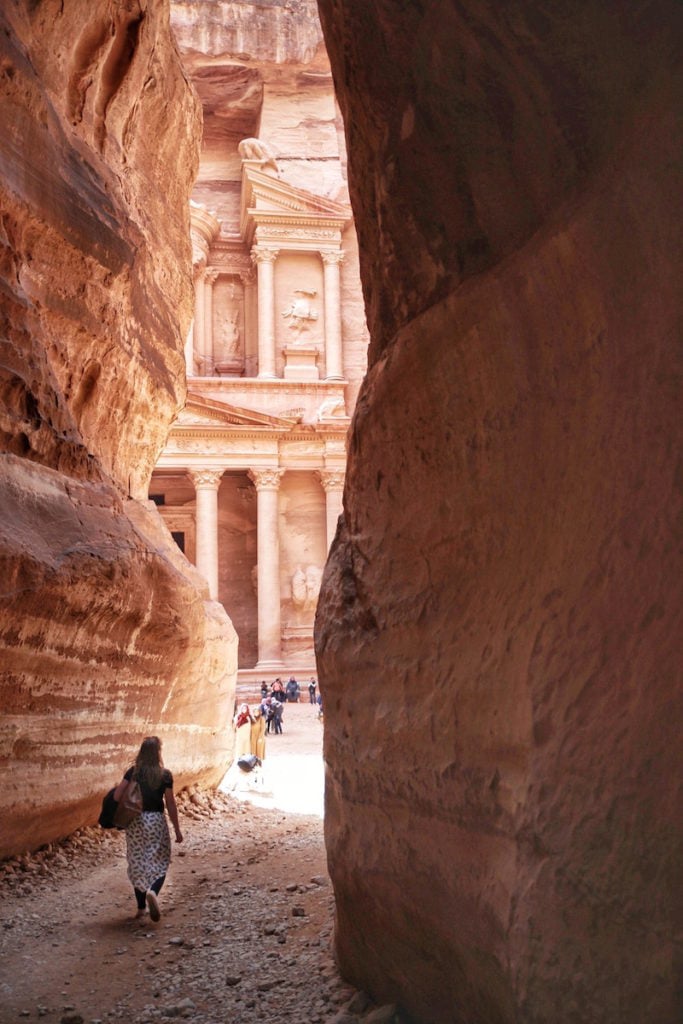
[250, 706, 266, 761]
[234, 703, 253, 759]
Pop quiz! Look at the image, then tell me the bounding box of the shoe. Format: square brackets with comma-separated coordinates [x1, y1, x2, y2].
[146, 890, 161, 922]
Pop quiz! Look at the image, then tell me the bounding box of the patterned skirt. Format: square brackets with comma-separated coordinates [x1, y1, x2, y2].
[125, 812, 171, 892]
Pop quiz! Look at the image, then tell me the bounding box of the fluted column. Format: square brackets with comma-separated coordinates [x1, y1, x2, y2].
[191, 468, 223, 599]
[321, 250, 345, 381]
[248, 468, 285, 669]
[193, 271, 206, 375]
[204, 269, 219, 375]
[251, 246, 279, 379]
[318, 470, 345, 550]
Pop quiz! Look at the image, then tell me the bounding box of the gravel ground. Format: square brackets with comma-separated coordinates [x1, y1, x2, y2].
[0, 707, 409, 1024]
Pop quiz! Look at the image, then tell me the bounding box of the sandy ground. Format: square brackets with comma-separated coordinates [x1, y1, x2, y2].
[223, 700, 325, 817]
[0, 705, 407, 1024]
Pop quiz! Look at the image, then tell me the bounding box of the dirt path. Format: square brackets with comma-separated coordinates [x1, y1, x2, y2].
[0, 705, 399, 1024]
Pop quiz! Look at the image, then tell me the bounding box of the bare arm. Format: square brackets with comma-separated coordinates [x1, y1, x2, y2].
[165, 788, 183, 843]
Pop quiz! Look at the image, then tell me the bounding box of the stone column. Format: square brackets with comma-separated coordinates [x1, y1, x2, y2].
[251, 246, 279, 379]
[193, 271, 206, 374]
[191, 468, 223, 599]
[321, 250, 345, 381]
[184, 321, 194, 378]
[248, 468, 285, 669]
[204, 269, 219, 375]
[241, 268, 257, 377]
[318, 470, 345, 550]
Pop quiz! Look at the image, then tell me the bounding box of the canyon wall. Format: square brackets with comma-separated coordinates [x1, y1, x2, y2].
[315, 3, 683, 1023]
[0, 0, 237, 859]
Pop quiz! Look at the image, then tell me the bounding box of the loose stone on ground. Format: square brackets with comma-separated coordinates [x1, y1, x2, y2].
[0, 791, 408, 1024]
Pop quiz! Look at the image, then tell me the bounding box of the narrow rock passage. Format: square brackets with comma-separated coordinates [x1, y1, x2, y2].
[0, 707, 400, 1024]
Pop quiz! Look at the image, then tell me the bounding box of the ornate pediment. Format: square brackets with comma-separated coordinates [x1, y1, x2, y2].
[174, 393, 301, 431]
[240, 165, 350, 248]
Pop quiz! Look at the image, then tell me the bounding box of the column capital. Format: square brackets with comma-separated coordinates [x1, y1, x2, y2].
[205, 268, 220, 284]
[191, 468, 224, 490]
[240, 267, 256, 286]
[251, 246, 280, 265]
[321, 250, 345, 267]
[249, 467, 284, 491]
[318, 469, 345, 492]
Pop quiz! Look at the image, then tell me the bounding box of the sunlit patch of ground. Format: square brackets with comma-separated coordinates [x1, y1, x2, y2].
[219, 701, 325, 817]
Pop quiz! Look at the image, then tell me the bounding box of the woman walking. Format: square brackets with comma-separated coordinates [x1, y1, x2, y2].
[113, 736, 183, 922]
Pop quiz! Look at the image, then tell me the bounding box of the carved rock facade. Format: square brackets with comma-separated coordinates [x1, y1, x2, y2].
[150, 0, 368, 676]
[315, 2, 683, 1022]
[0, 1, 237, 859]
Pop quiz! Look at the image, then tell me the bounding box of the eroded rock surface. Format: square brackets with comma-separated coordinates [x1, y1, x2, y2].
[0, 0, 237, 859]
[316, 2, 683, 1022]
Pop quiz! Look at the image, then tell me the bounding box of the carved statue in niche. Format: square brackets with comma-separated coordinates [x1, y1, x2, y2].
[220, 309, 241, 354]
[282, 290, 318, 342]
[291, 564, 323, 613]
[214, 278, 244, 376]
[238, 137, 279, 176]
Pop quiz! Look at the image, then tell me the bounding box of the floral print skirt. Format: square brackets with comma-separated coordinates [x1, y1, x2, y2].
[125, 811, 171, 892]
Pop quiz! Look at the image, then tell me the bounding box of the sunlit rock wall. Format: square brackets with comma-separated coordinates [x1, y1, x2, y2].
[0, 0, 237, 859]
[316, 2, 683, 1022]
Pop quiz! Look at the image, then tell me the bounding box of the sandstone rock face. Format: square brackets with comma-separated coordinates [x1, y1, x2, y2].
[1, 0, 199, 495]
[315, 3, 683, 1022]
[0, 0, 237, 858]
[0, 455, 237, 859]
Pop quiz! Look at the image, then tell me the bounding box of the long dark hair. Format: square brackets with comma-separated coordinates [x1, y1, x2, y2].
[134, 736, 164, 789]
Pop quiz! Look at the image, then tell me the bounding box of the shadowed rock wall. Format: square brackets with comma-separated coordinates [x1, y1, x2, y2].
[0, 0, 237, 859]
[315, 2, 683, 1022]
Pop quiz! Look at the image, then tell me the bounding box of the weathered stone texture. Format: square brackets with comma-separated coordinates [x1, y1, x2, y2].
[316, 2, 683, 1022]
[0, 456, 237, 859]
[0, 0, 202, 495]
[0, 0, 237, 858]
[172, 0, 326, 67]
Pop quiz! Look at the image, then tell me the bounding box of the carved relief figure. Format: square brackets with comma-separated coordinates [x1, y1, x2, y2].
[291, 564, 323, 612]
[304, 564, 322, 607]
[220, 309, 241, 355]
[282, 289, 318, 340]
[238, 137, 279, 175]
[316, 395, 347, 420]
[291, 567, 307, 609]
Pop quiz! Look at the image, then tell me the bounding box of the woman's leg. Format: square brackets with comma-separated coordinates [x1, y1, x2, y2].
[150, 874, 166, 896]
[134, 887, 146, 913]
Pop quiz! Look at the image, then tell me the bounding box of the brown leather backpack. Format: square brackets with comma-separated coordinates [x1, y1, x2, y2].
[112, 774, 143, 829]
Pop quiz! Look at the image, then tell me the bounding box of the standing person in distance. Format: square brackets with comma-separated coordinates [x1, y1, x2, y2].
[234, 703, 254, 759]
[308, 677, 317, 705]
[113, 735, 183, 922]
[272, 698, 284, 735]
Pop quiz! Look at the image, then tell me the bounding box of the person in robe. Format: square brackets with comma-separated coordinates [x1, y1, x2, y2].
[250, 707, 266, 762]
[234, 703, 254, 759]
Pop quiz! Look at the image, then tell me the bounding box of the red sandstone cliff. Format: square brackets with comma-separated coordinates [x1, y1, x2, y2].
[0, 0, 237, 859]
[316, 2, 683, 1022]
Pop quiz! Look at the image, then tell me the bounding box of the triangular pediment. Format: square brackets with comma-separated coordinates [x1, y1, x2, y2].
[240, 164, 349, 245]
[175, 392, 301, 430]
